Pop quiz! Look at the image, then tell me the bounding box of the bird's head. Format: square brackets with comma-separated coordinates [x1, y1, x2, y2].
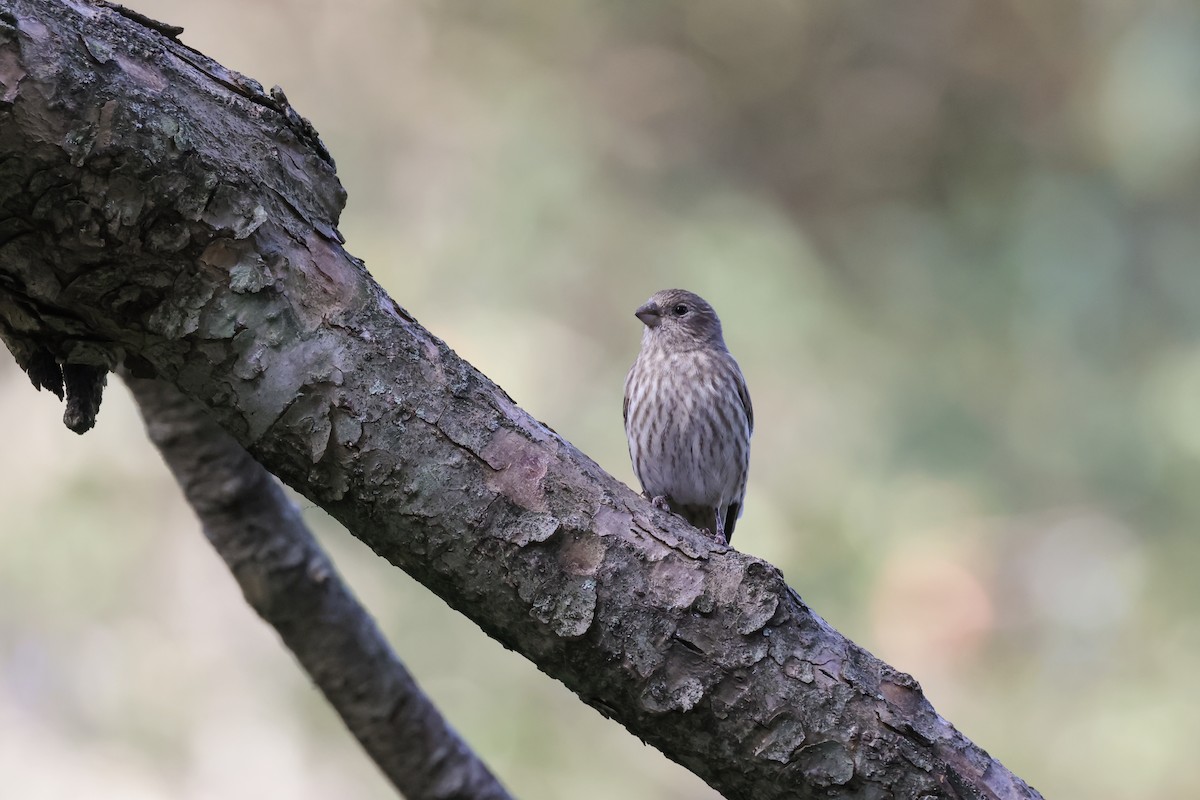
[634, 289, 726, 350]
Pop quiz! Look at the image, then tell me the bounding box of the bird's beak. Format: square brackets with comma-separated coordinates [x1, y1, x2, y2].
[635, 301, 662, 328]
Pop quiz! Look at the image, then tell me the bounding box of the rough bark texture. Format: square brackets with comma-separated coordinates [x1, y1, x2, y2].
[128, 377, 515, 800]
[0, 1, 1043, 798]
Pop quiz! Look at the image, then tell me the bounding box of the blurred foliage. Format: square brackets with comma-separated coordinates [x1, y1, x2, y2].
[3, 0, 1200, 798]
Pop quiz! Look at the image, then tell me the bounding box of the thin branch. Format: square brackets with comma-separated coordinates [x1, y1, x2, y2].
[128, 376, 514, 800]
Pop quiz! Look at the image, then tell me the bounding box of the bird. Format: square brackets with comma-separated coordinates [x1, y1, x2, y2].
[623, 289, 753, 544]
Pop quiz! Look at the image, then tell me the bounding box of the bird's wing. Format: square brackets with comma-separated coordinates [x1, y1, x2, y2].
[622, 369, 631, 425]
[737, 364, 754, 434]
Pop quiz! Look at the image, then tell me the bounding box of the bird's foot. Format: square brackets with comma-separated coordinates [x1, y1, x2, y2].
[702, 528, 728, 547]
[649, 495, 672, 512]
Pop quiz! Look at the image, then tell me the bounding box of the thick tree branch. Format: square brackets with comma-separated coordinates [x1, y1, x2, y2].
[0, 1, 1042, 798]
[127, 376, 514, 800]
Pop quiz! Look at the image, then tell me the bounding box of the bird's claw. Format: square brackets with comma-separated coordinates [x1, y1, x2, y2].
[649, 495, 671, 512]
[702, 528, 728, 547]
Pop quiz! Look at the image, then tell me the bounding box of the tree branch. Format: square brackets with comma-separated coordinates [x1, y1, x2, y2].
[127, 376, 514, 800]
[0, 1, 1042, 798]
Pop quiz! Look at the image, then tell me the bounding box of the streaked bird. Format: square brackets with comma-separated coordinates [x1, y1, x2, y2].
[623, 289, 753, 544]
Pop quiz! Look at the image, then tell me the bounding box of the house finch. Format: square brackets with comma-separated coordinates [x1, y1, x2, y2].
[623, 289, 753, 544]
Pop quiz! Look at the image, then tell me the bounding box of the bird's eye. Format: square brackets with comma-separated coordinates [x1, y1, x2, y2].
[672, 304, 689, 317]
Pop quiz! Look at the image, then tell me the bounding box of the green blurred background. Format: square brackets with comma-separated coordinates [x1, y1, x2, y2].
[3, 1, 1199, 797]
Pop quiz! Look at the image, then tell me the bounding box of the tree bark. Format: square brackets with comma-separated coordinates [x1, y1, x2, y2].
[128, 376, 515, 800]
[0, 1, 1043, 798]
